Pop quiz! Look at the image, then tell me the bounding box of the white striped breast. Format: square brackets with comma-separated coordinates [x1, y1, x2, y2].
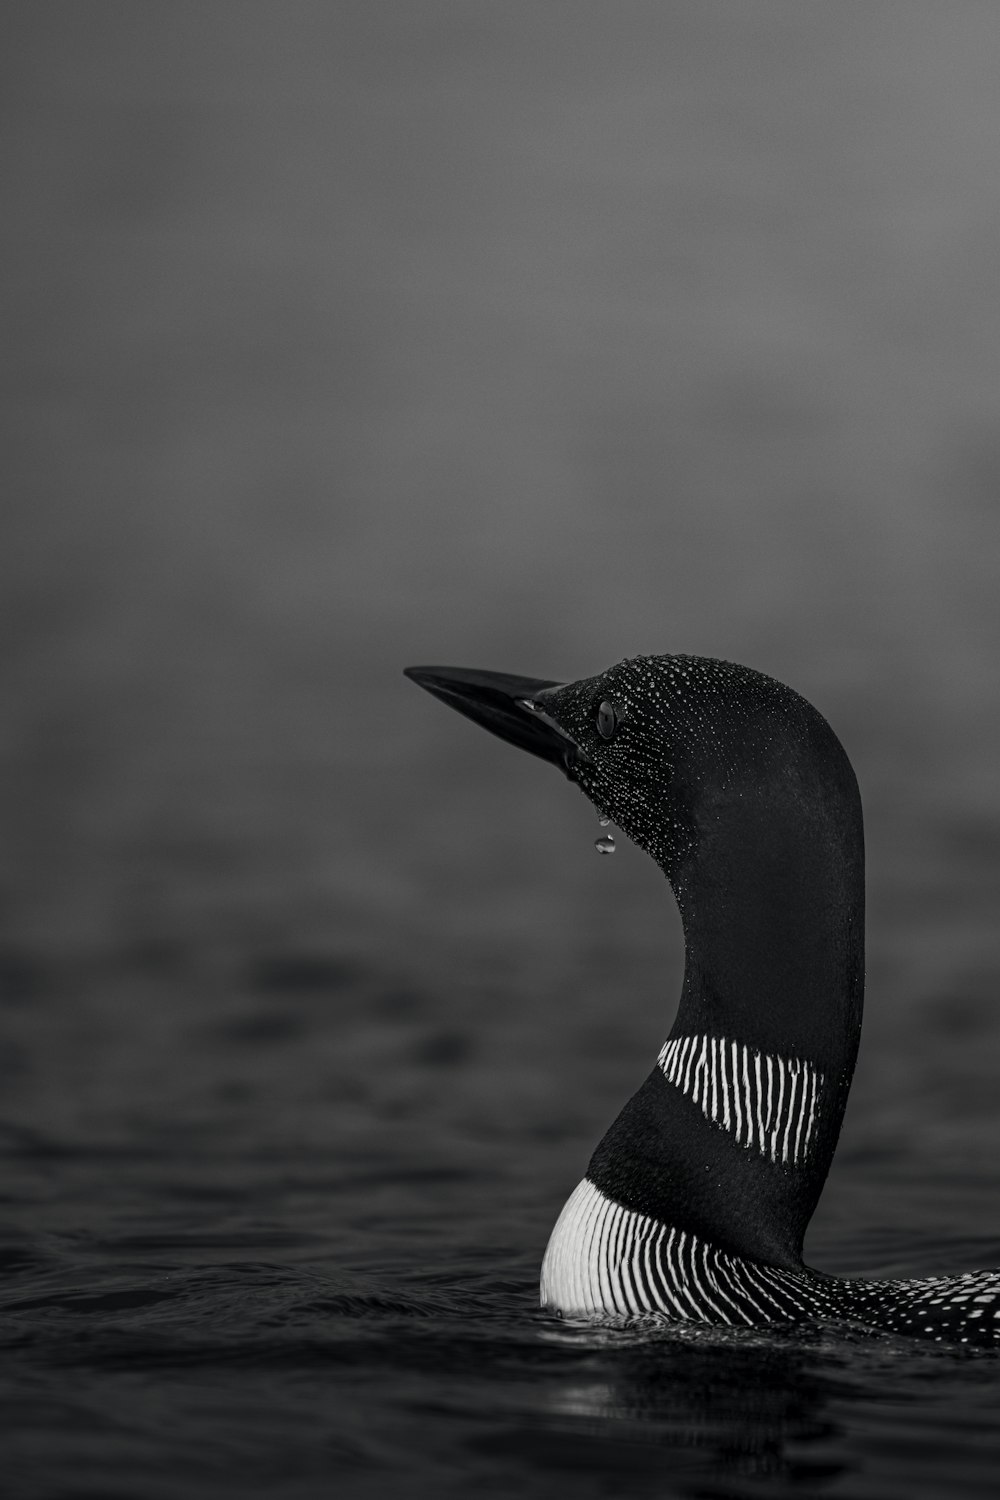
[539, 1181, 1000, 1343]
[657, 1034, 822, 1166]
[539, 1178, 820, 1324]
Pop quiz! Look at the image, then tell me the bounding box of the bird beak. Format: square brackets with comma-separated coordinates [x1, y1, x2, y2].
[404, 665, 588, 775]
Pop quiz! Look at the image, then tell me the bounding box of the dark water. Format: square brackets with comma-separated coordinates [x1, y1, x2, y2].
[6, 3, 1000, 1496]
[4, 932, 1000, 1500]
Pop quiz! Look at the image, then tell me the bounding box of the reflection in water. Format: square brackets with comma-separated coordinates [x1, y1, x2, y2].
[536, 1323, 848, 1491]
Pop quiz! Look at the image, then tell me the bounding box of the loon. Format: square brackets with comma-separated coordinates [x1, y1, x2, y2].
[405, 654, 1000, 1347]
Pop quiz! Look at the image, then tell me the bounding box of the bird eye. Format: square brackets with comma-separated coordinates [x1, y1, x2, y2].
[596, 700, 619, 740]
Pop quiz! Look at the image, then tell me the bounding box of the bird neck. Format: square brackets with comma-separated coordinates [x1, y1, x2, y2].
[672, 788, 865, 1086]
[587, 776, 864, 1268]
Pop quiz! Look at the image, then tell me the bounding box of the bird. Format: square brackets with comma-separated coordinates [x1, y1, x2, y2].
[404, 654, 1000, 1347]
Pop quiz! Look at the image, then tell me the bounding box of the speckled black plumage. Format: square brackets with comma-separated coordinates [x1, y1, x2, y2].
[405, 653, 1000, 1347]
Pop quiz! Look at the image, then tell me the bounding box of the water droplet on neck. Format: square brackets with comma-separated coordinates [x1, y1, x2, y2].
[594, 834, 616, 855]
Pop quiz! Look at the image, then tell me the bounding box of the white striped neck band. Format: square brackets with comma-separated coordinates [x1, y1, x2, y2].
[657, 1034, 823, 1166]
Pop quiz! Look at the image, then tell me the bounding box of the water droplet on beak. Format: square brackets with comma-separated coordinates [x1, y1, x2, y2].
[594, 834, 616, 855]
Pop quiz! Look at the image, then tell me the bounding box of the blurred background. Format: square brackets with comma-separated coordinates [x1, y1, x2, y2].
[4, 1, 1000, 1270]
